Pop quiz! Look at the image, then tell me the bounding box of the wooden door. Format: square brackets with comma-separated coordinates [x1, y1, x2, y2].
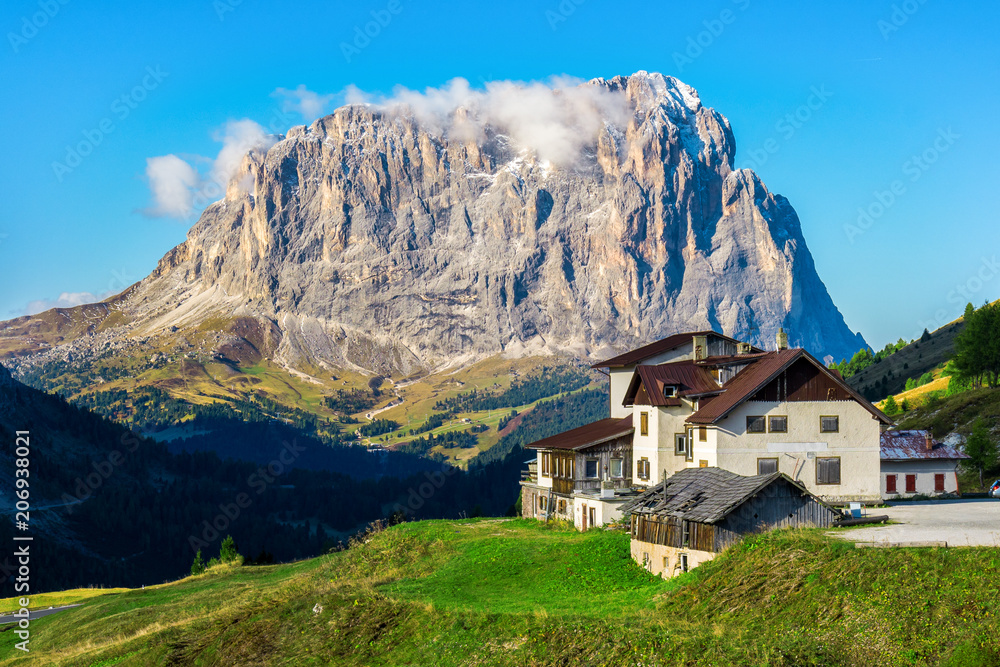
[934, 474, 945, 492]
[886, 475, 897, 494]
[581, 504, 588, 530]
[905, 474, 917, 493]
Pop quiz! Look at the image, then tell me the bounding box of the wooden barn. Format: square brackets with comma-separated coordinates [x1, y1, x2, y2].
[621, 467, 839, 578]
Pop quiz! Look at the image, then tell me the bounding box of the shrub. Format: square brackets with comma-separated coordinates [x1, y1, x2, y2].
[190, 550, 206, 576]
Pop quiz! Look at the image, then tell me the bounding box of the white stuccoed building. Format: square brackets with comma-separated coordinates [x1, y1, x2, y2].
[521, 329, 896, 528]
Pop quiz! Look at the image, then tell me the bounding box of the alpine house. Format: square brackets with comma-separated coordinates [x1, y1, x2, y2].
[520, 330, 893, 529]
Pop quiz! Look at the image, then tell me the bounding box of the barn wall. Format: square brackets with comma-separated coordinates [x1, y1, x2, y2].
[715, 481, 836, 550]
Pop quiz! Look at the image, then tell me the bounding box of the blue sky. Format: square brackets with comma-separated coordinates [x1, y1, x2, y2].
[1, 0, 997, 353]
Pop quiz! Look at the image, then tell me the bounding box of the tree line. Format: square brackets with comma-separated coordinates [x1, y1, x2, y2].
[953, 302, 1000, 389]
[433, 366, 592, 413]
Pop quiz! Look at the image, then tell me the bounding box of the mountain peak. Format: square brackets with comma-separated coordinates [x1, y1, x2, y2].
[1, 72, 865, 377]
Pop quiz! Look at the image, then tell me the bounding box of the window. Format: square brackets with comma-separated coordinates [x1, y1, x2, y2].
[682, 520, 690, 547]
[747, 416, 766, 433]
[663, 556, 669, 571]
[680, 553, 689, 573]
[886, 474, 897, 494]
[637, 457, 650, 481]
[905, 474, 917, 493]
[640, 412, 649, 436]
[820, 416, 839, 433]
[585, 459, 599, 479]
[541, 453, 550, 477]
[663, 385, 677, 398]
[589, 507, 596, 527]
[757, 458, 778, 475]
[768, 416, 787, 433]
[675, 433, 687, 456]
[555, 456, 561, 478]
[699, 426, 707, 442]
[610, 458, 623, 478]
[539, 496, 547, 510]
[935, 474, 946, 493]
[558, 499, 566, 513]
[642, 552, 650, 569]
[816, 457, 841, 485]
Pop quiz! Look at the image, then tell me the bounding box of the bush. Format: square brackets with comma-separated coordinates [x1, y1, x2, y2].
[190, 550, 206, 576]
[220, 535, 242, 565]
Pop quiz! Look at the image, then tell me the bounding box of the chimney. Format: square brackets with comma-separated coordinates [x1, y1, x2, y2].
[692, 335, 707, 361]
[776, 328, 788, 351]
[924, 431, 933, 451]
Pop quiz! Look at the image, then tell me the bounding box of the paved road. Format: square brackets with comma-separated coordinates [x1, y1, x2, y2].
[837, 499, 1000, 547]
[0, 604, 81, 625]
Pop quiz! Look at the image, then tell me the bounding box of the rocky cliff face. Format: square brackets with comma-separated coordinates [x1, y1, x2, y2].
[7, 72, 865, 375]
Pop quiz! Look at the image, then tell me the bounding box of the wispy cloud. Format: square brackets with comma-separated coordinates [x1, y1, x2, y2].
[143, 119, 277, 220]
[144, 155, 199, 218]
[21, 290, 115, 316]
[271, 84, 336, 121]
[346, 76, 631, 165]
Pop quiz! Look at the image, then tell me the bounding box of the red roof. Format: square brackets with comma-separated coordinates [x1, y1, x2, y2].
[592, 331, 722, 369]
[624, 361, 721, 407]
[880, 430, 969, 461]
[686, 349, 893, 425]
[524, 417, 634, 451]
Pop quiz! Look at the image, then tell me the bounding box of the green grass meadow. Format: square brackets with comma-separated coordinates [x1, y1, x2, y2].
[2, 519, 998, 666]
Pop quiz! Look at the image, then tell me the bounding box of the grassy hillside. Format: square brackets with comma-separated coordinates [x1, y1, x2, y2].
[0, 365, 525, 592]
[3, 519, 997, 666]
[848, 320, 963, 402]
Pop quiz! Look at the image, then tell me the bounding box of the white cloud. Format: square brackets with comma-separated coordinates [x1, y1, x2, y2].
[143, 120, 277, 220]
[145, 155, 199, 218]
[22, 291, 114, 315]
[347, 76, 631, 165]
[211, 119, 278, 191]
[272, 84, 335, 121]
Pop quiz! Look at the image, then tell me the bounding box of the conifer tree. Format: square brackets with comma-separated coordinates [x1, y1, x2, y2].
[965, 419, 998, 488]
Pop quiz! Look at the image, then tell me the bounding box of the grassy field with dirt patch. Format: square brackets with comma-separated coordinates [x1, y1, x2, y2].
[3, 519, 998, 666]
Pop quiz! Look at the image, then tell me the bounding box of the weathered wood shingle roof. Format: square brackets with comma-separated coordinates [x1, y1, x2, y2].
[619, 467, 826, 524]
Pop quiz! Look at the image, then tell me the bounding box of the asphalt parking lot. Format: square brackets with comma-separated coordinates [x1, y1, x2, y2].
[836, 499, 1000, 547]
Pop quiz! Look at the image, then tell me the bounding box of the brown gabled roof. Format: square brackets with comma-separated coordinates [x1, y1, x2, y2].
[591, 330, 761, 369]
[624, 361, 721, 407]
[686, 349, 893, 425]
[591, 332, 702, 369]
[524, 416, 634, 451]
